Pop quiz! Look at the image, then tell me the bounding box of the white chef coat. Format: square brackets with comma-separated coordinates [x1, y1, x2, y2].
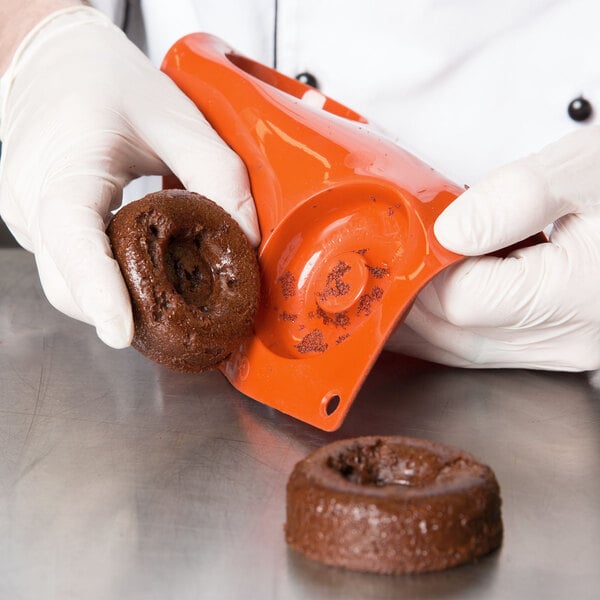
[93, 0, 600, 186]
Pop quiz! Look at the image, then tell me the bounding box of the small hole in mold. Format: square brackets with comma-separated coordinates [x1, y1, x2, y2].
[324, 394, 341, 416]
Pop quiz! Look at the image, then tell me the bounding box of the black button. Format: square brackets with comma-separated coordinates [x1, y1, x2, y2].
[295, 72, 319, 89]
[567, 96, 593, 122]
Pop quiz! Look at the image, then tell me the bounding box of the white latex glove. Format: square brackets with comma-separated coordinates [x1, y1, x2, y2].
[387, 126, 600, 371]
[0, 7, 260, 348]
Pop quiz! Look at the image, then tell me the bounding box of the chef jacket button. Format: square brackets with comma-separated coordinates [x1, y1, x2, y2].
[567, 96, 593, 122]
[295, 72, 319, 89]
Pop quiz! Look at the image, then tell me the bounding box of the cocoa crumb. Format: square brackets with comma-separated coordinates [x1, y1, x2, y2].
[279, 271, 296, 298]
[371, 286, 383, 300]
[319, 261, 351, 301]
[280, 311, 297, 323]
[357, 294, 372, 316]
[367, 265, 389, 279]
[334, 312, 350, 327]
[316, 306, 350, 328]
[357, 287, 384, 316]
[295, 329, 328, 354]
[315, 306, 331, 325]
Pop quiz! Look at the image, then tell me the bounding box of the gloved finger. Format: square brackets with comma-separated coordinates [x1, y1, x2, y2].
[434, 156, 570, 255]
[0, 176, 35, 253]
[389, 302, 595, 371]
[427, 243, 570, 329]
[130, 76, 261, 246]
[35, 245, 132, 348]
[390, 238, 600, 370]
[34, 177, 133, 348]
[385, 311, 477, 368]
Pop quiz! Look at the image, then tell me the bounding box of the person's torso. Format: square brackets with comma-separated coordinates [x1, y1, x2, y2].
[132, 0, 600, 184]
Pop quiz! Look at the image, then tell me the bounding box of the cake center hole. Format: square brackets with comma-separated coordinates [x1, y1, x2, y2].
[165, 236, 214, 307]
[327, 439, 443, 487]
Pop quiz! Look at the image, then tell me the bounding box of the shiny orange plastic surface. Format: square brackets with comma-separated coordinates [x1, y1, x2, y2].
[161, 34, 464, 430]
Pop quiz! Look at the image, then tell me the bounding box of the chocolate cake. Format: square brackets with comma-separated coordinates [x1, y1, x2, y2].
[107, 190, 260, 372]
[285, 436, 503, 574]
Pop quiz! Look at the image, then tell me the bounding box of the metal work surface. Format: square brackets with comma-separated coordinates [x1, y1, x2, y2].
[0, 248, 599, 600]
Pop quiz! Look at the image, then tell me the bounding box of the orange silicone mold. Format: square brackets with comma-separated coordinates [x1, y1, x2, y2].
[161, 34, 464, 430]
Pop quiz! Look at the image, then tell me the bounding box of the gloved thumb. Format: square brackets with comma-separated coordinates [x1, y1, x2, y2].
[34, 175, 133, 349]
[131, 75, 261, 247]
[434, 154, 569, 256]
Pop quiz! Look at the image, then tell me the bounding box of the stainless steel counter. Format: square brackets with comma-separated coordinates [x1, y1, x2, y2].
[1, 248, 598, 600]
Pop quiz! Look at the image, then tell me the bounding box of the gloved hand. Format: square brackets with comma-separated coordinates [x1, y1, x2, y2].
[387, 126, 600, 371]
[0, 6, 260, 348]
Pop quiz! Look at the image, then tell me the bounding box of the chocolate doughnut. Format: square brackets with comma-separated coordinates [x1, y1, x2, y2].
[107, 190, 260, 372]
[285, 436, 502, 574]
